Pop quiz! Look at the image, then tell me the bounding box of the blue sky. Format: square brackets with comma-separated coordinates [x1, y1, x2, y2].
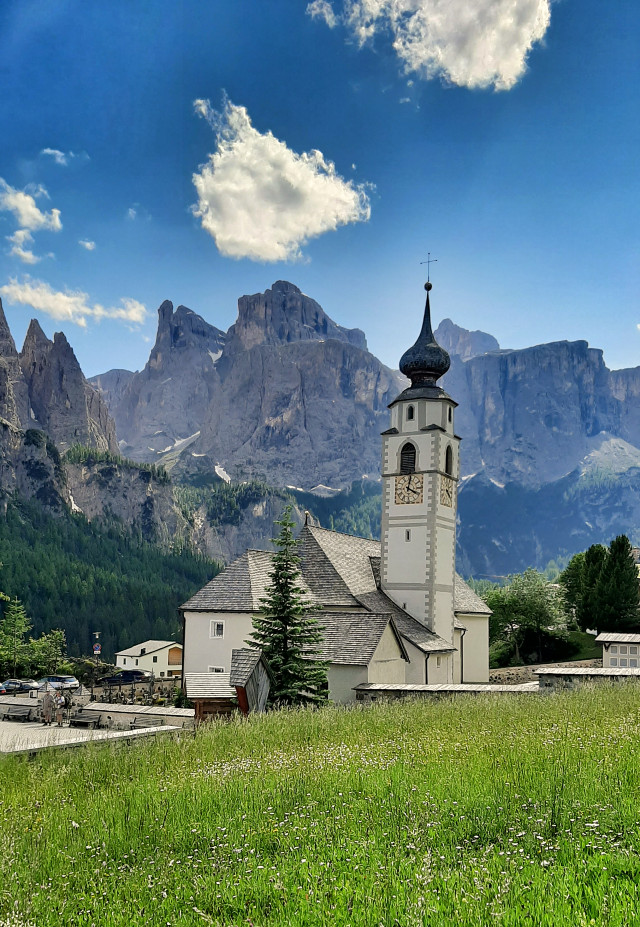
[0, 0, 637, 377]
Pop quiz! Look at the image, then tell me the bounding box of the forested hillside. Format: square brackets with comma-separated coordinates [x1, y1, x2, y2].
[0, 499, 219, 660]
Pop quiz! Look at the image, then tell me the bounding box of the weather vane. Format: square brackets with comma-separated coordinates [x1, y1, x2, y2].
[420, 252, 438, 283]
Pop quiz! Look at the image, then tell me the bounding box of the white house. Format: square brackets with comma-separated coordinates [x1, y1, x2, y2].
[594, 632, 640, 668]
[115, 639, 183, 677]
[181, 280, 491, 703]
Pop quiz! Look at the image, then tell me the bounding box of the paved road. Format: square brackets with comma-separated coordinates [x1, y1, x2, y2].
[0, 718, 179, 755]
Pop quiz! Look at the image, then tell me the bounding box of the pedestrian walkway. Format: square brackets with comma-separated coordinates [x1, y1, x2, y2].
[0, 718, 181, 755]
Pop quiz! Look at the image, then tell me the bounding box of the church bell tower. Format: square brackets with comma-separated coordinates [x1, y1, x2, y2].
[380, 280, 460, 652]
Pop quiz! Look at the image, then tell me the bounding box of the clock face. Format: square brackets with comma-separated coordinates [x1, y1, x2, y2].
[440, 475, 454, 507]
[395, 473, 424, 504]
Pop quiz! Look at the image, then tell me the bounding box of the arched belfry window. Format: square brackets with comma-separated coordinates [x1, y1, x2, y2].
[400, 442, 416, 474]
[406, 405, 414, 422]
[445, 445, 453, 476]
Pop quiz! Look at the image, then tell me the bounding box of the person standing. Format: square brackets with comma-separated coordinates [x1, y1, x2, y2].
[55, 691, 65, 726]
[42, 689, 55, 725]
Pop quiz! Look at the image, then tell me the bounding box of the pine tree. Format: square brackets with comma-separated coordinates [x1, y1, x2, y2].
[0, 597, 30, 677]
[248, 507, 327, 706]
[558, 551, 584, 624]
[576, 544, 607, 631]
[594, 535, 640, 632]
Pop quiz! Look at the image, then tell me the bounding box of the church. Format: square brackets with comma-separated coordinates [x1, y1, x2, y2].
[180, 281, 490, 703]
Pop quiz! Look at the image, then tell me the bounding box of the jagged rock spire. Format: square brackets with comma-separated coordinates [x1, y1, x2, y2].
[399, 282, 450, 387]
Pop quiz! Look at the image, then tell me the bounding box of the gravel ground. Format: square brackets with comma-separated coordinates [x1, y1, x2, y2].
[489, 659, 602, 685]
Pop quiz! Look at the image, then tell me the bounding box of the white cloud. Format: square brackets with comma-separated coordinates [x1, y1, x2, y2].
[127, 207, 137, 220]
[78, 239, 96, 251]
[40, 148, 88, 166]
[7, 229, 41, 265]
[192, 98, 371, 262]
[40, 148, 68, 166]
[306, 0, 338, 28]
[0, 178, 62, 232]
[310, 0, 551, 91]
[0, 277, 147, 329]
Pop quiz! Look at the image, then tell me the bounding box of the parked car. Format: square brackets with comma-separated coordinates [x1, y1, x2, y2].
[36, 674, 80, 690]
[0, 678, 39, 694]
[99, 669, 152, 686]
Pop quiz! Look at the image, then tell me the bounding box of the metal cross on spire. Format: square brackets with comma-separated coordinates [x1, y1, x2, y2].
[420, 252, 438, 282]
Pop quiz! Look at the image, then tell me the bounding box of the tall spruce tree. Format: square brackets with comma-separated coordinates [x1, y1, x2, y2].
[576, 544, 607, 631]
[248, 507, 327, 706]
[594, 535, 640, 632]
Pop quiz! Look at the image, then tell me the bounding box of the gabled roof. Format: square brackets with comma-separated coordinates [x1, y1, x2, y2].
[594, 632, 640, 644]
[184, 673, 235, 698]
[315, 613, 409, 665]
[115, 640, 180, 658]
[181, 549, 315, 612]
[230, 648, 276, 686]
[179, 525, 486, 657]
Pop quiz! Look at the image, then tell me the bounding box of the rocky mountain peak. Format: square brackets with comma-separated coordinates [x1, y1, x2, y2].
[434, 318, 500, 360]
[226, 280, 367, 354]
[149, 300, 226, 373]
[0, 298, 19, 359]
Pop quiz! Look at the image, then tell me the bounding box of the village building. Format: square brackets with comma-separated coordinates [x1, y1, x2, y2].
[115, 639, 183, 678]
[181, 281, 491, 703]
[594, 632, 640, 668]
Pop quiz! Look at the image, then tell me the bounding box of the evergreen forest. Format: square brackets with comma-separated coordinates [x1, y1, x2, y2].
[0, 499, 219, 661]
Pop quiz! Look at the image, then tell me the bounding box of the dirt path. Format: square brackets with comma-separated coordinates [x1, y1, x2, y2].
[489, 658, 602, 685]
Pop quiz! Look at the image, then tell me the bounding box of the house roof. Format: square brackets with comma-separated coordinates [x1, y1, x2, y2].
[594, 632, 640, 644]
[229, 648, 270, 686]
[115, 640, 181, 658]
[181, 549, 316, 612]
[314, 613, 409, 665]
[180, 524, 486, 656]
[184, 673, 235, 699]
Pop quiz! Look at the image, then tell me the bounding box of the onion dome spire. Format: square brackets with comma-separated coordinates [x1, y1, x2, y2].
[399, 281, 450, 387]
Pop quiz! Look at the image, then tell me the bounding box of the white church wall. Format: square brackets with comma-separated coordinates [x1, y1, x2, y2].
[459, 614, 490, 683]
[367, 625, 407, 685]
[328, 664, 367, 704]
[427, 652, 452, 684]
[182, 610, 253, 675]
[403, 639, 427, 684]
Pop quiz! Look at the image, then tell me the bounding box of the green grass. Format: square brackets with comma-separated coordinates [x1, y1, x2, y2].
[2, 687, 640, 925]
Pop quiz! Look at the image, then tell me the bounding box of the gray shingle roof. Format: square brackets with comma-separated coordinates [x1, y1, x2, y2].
[229, 648, 262, 686]
[180, 526, 487, 656]
[314, 613, 408, 665]
[184, 673, 235, 698]
[181, 549, 315, 611]
[594, 632, 640, 644]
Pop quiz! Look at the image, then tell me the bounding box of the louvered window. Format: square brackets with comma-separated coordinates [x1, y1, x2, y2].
[400, 443, 416, 474]
[445, 445, 453, 475]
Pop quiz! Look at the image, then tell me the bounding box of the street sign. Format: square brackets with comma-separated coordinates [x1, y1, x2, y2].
[92, 643, 102, 655]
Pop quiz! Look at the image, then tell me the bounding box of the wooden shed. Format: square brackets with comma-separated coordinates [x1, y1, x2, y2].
[184, 648, 273, 721]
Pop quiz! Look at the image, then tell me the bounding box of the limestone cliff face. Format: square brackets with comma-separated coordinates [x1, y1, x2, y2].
[435, 318, 499, 360]
[441, 338, 624, 488]
[65, 460, 192, 548]
[102, 301, 226, 458]
[19, 320, 119, 454]
[225, 280, 366, 354]
[101, 282, 401, 489]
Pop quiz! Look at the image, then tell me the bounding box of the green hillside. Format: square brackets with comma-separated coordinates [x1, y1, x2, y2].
[2, 687, 640, 925]
[0, 499, 219, 659]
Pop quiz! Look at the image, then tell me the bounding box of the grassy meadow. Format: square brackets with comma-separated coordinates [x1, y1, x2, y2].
[2, 687, 640, 926]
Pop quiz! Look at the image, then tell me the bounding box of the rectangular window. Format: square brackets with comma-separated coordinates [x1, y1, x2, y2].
[630, 659, 638, 668]
[123, 657, 127, 665]
[436, 656, 441, 668]
[153, 655, 158, 663]
[209, 620, 225, 638]
[208, 666, 225, 674]
[610, 645, 618, 654]
[135, 659, 139, 666]
[160, 671, 165, 676]
[620, 645, 628, 654]
[631, 646, 638, 655]
[620, 658, 628, 667]
[405, 529, 411, 541]
[610, 658, 618, 666]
